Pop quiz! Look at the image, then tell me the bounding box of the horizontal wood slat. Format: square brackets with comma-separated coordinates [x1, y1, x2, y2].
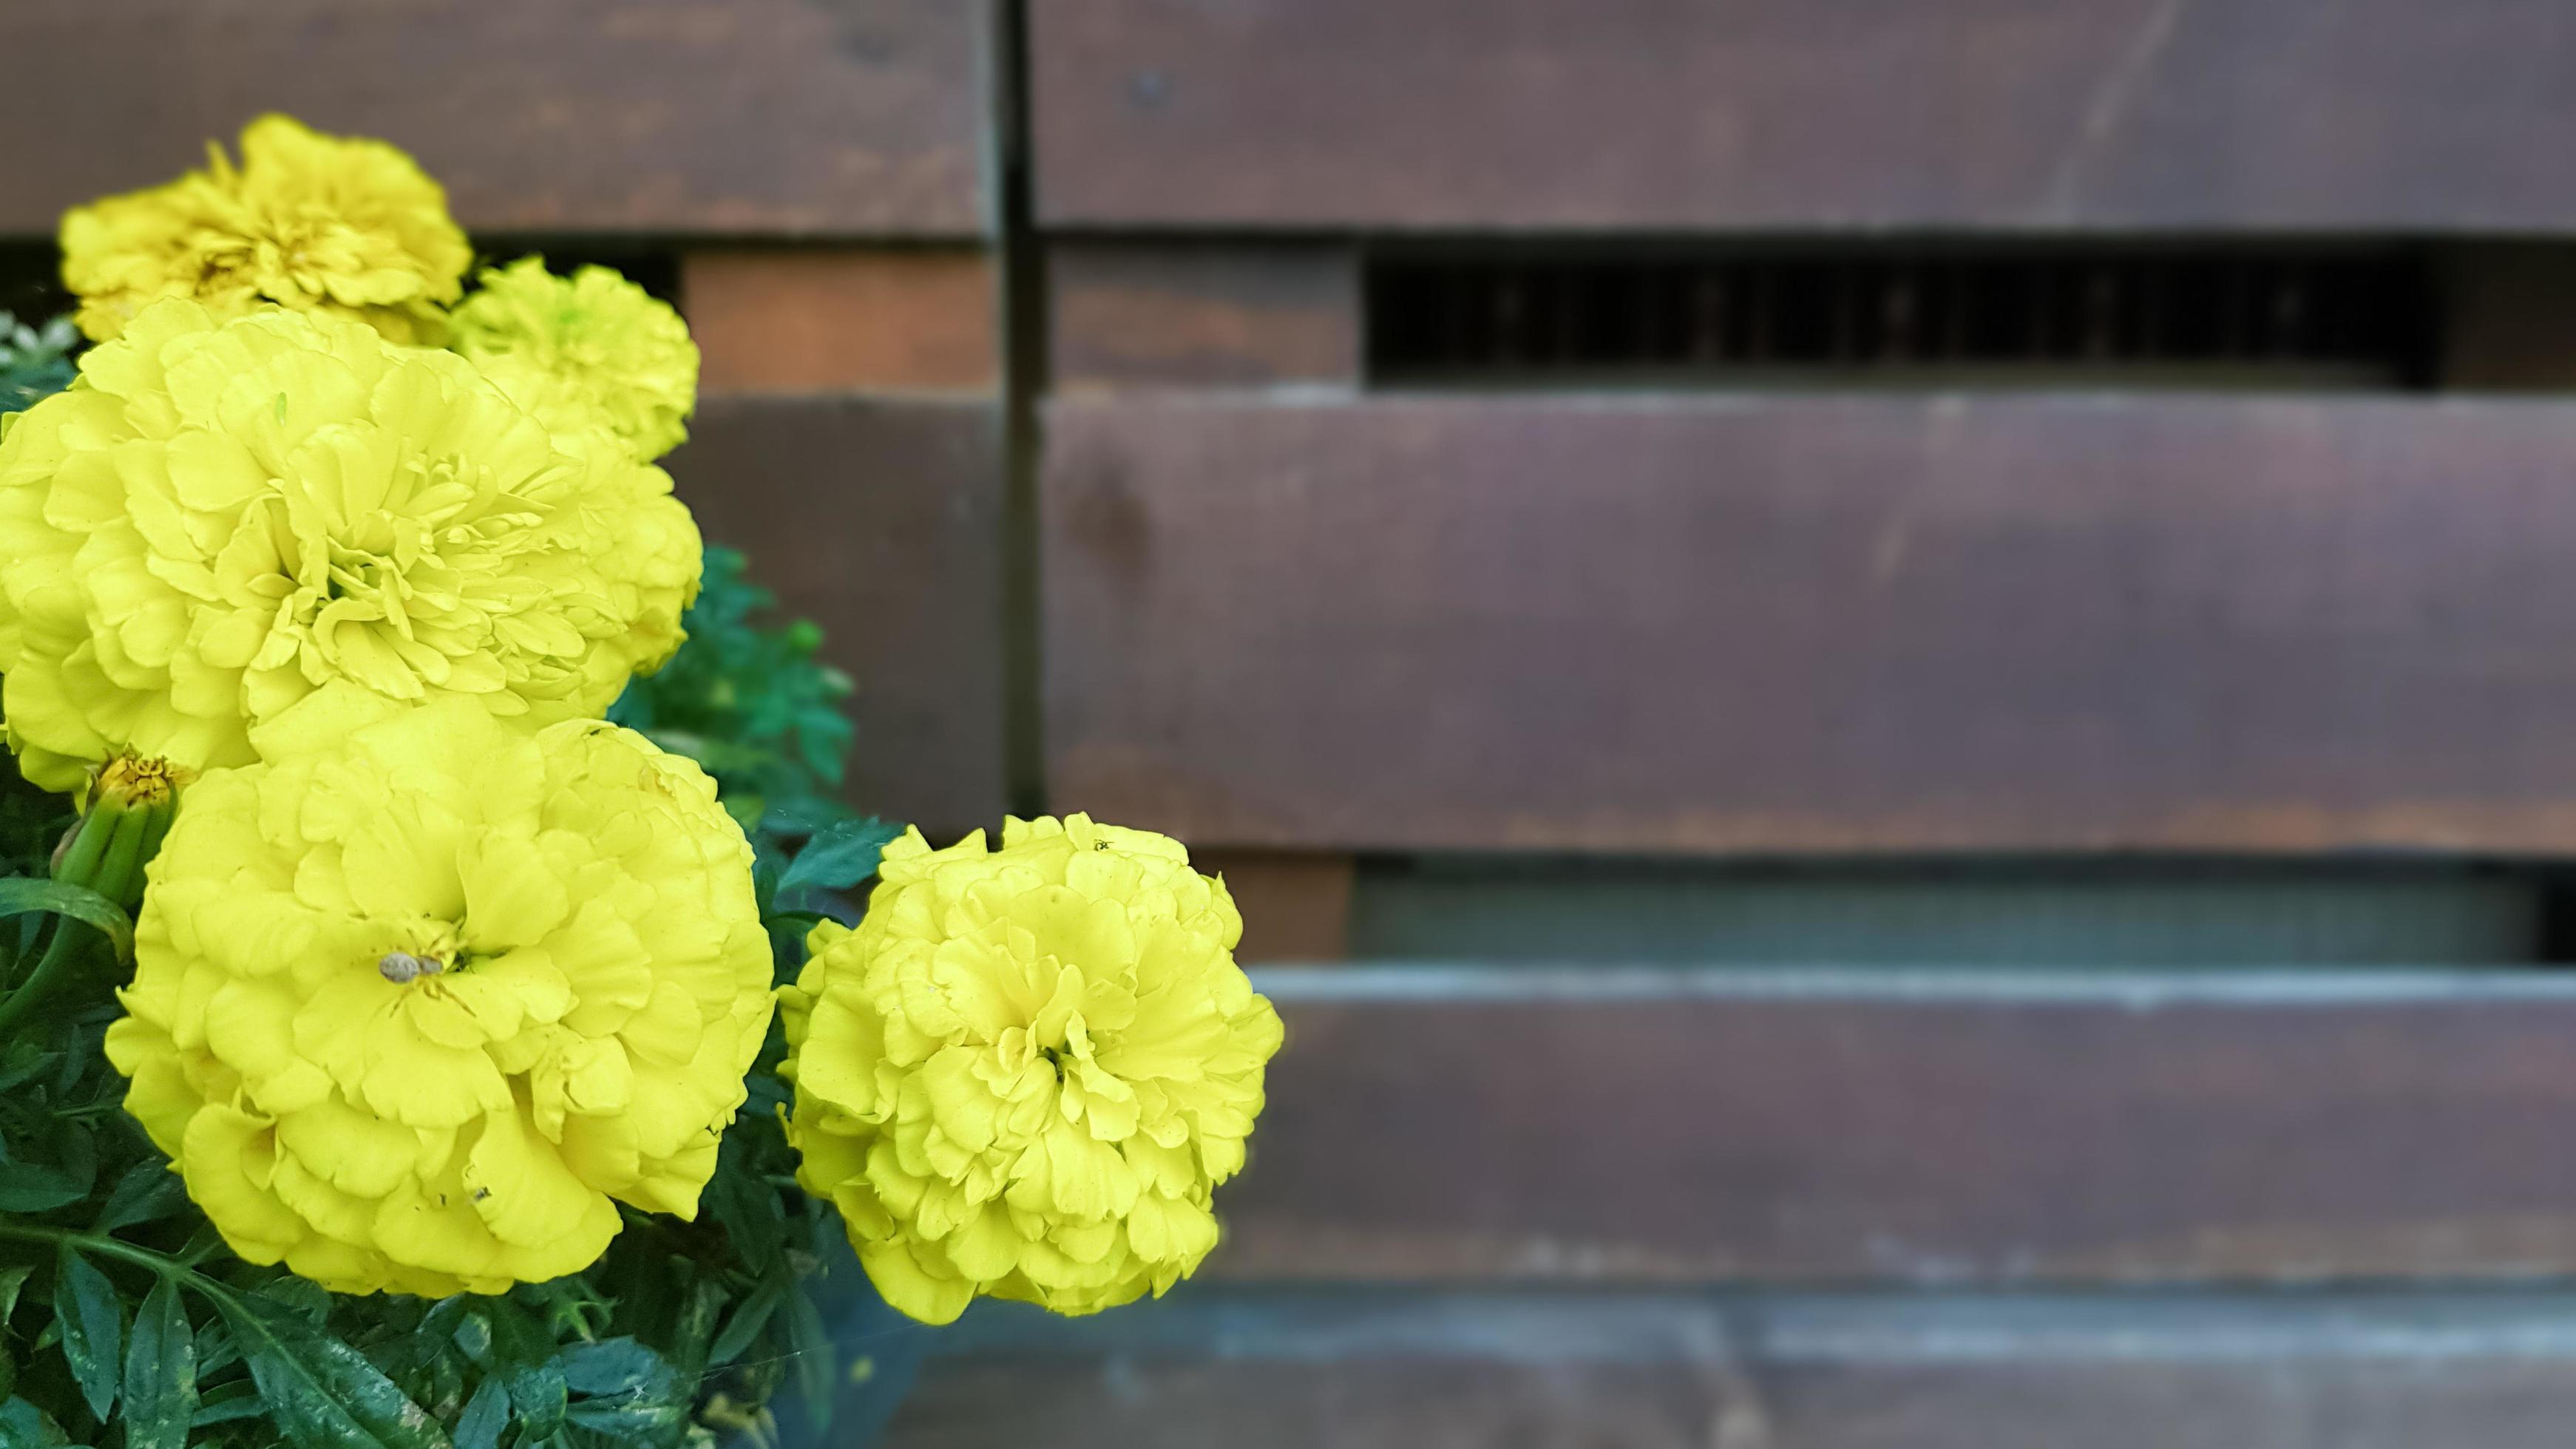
[0, 0, 989, 237]
[665, 397, 1006, 837]
[1030, 0, 2576, 231]
[1213, 970, 2576, 1284]
[1048, 244, 1360, 392]
[1044, 395, 2576, 855]
[897, 1289, 2576, 1448]
[685, 249, 1000, 394]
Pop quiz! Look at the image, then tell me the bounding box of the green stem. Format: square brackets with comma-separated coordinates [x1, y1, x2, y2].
[0, 1220, 186, 1283]
[0, 920, 93, 1042]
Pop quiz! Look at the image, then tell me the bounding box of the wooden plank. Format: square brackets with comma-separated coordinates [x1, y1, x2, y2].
[1044, 395, 2576, 855]
[1212, 970, 2576, 1284]
[1048, 244, 1360, 392]
[1030, 0, 2576, 231]
[895, 1289, 2576, 1449]
[0, 0, 989, 237]
[664, 396, 1005, 837]
[1192, 852, 1355, 963]
[685, 250, 1000, 394]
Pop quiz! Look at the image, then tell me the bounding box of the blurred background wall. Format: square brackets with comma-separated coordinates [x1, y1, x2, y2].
[22, 1, 2576, 1444]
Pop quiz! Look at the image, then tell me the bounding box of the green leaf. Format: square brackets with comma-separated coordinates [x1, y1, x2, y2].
[188, 1380, 264, 1429]
[0, 880, 131, 964]
[479, 1300, 565, 1440]
[450, 1376, 507, 1449]
[0, 1127, 95, 1213]
[0, 1266, 31, 1323]
[776, 817, 903, 899]
[51, 1246, 119, 1422]
[92, 1167, 188, 1235]
[784, 1276, 833, 1429]
[556, 1337, 671, 1399]
[120, 1277, 194, 1449]
[214, 1292, 447, 1449]
[705, 1267, 788, 1367]
[0, 1395, 71, 1448]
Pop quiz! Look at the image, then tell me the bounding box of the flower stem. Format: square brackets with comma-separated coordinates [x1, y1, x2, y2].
[0, 920, 93, 1042]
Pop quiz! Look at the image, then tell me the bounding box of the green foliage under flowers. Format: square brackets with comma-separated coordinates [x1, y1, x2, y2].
[0, 330, 915, 1449]
[0, 316, 77, 416]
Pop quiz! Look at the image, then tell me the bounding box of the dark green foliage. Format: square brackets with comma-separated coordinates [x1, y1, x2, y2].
[0, 371, 912, 1446]
[611, 547, 861, 847]
[0, 316, 75, 416]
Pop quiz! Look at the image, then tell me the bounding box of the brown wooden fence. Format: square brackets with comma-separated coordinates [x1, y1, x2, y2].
[22, 2, 2576, 1444]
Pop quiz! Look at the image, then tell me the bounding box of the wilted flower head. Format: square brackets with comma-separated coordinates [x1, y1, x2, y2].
[104, 688, 775, 1294]
[0, 299, 700, 792]
[452, 258, 699, 462]
[60, 114, 470, 345]
[780, 815, 1283, 1325]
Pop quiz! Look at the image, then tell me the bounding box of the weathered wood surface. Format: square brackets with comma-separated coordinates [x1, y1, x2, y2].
[1048, 244, 1360, 391]
[1045, 395, 2576, 855]
[0, 0, 989, 237]
[893, 1289, 2576, 1448]
[685, 250, 1000, 394]
[1210, 970, 2576, 1284]
[665, 397, 1006, 837]
[1030, 0, 2576, 231]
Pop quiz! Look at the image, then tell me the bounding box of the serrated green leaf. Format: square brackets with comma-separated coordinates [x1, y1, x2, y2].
[51, 1246, 119, 1422]
[450, 1375, 507, 1449]
[0, 1266, 30, 1323]
[92, 1166, 187, 1235]
[776, 818, 902, 899]
[214, 1292, 447, 1449]
[0, 880, 131, 964]
[120, 1277, 194, 1449]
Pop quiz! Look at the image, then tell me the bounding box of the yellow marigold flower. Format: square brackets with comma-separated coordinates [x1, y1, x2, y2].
[60, 113, 470, 345]
[451, 258, 699, 463]
[104, 688, 775, 1295]
[779, 815, 1284, 1325]
[0, 299, 701, 793]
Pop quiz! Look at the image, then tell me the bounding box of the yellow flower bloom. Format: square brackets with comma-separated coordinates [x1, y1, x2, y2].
[779, 815, 1283, 1325]
[0, 299, 701, 792]
[452, 258, 699, 463]
[104, 688, 775, 1295]
[60, 113, 470, 345]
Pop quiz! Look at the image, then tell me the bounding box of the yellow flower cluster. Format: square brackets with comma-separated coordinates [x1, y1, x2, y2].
[106, 690, 773, 1294]
[0, 299, 699, 792]
[453, 259, 700, 463]
[29, 113, 1284, 1316]
[60, 115, 470, 347]
[22, 115, 773, 1297]
[779, 816, 1283, 1324]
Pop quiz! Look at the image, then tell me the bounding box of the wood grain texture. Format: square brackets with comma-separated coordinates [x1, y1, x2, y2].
[0, 0, 989, 237]
[1045, 395, 2576, 855]
[895, 1290, 2576, 1449]
[1030, 0, 2576, 231]
[685, 250, 1000, 394]
[1048, 244, 1360, 391]
[1213, 971, 2576, 1284]
[665, 396, 1005, 836]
